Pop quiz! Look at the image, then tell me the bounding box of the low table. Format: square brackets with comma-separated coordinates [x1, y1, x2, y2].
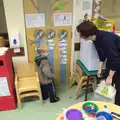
[56, 101, 120, 120]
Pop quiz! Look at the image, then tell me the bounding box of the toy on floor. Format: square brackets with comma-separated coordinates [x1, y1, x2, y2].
[82, 102, 99, 117]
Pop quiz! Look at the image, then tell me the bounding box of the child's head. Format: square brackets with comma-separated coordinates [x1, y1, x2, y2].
[37, 43, 49, 57]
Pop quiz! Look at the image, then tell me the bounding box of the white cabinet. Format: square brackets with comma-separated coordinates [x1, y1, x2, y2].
[80, 39, 106, 71]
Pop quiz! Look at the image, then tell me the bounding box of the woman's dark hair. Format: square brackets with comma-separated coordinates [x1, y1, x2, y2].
[76, 21, 98, 38]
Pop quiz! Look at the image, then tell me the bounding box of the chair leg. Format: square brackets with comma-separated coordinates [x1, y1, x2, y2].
[92, 82, 95, 93]
[76, 76, 88, 99]
[94, 77, 97, 89]
[90, 76, 97, 93]
[39, 95, 43, 105]
[39, 88, 43, 105]
[17, 95, 22, 108]
[69, 72, 76, 88]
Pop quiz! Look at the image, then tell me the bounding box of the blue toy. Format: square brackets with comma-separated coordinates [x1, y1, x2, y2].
[96, 112, 113, 120]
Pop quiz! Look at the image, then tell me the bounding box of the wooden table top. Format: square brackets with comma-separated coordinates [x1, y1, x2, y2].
[56, 101, 120, 120]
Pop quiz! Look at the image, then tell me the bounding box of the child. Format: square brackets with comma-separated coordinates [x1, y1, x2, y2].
[35, 43, 60, 103]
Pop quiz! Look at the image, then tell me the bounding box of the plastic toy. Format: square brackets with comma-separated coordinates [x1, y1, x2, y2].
[65, 109, 83, 120]
[82, 102, 99, 117]
[60, 116, 64, 120]
[96, 112, 113, 120]
[84, 13, 115, 32]
[91, 16, 115, 31]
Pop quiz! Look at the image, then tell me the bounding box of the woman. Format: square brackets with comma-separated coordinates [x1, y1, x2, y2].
[77, 21, 120, 106]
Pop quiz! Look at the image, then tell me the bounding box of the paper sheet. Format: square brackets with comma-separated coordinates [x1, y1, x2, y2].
[61, 58, 67, 62]
[0, 47, 8, 56]
[25, 13, 45, 28]
[60, 47, 66, 51]
[0, 77, 10, 96]
[61, 50, 67, 54]
[14, 48, 20, 53]
[49, 43, 55, 47]
[48, 39, 54, 43]
[49, 47, 54, 50]
[60, 61, 67, 64]
[59, 43, 67, 47]
[60, 55, 67, 58]
[54, 13, 72, 26]
[81, 0, 93, 16]
[59, 39, 67, 43]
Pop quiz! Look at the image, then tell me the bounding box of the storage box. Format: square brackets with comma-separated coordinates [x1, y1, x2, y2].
[0, 94, 16, 111]
[80, 39, 106, 71]
[0, 49, 16, 111]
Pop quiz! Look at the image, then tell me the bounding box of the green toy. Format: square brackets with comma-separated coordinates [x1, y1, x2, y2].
[82, 102, 99, 117]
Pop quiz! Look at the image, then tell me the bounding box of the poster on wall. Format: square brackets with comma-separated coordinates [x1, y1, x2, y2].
[81, 0, 93, 16]
[0, 77, 10, 96]
[58, 30, 68, 64]
[46, 30, 56, 50]
[59, 39, 67, 64]
[25, 13, 45, 28]
[54, 13, 72, 26]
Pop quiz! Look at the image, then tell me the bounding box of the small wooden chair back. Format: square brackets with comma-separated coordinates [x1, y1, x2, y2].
[75, 71, 81, 84]
[16, 63, 36, 78]
[76, 64, 83, 78]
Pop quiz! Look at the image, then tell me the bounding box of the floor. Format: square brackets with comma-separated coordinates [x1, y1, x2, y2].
[0, 84, 111, 120]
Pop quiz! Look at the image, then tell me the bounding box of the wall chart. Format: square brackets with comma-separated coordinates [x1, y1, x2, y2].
[23, 0, 73, 85]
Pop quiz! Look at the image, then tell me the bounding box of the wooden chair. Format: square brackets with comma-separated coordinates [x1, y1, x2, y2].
[15, 63, 43, 108]
[69, 64, 97, 99]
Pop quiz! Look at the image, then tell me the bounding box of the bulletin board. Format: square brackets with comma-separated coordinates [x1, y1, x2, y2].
[23, 0, 73, 85]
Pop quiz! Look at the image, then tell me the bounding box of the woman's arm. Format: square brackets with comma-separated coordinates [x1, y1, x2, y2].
[94, 42, 106, 62]
[98, 61, 104, 72]
[97, 61, 104, 78]
[94, 42, 106, 77]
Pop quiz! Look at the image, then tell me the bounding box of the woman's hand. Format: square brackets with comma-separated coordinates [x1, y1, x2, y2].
[105, 70, 115, 85]
[97, 69, 102, 78]
[105, 75, 113, 85]
[97, 61, 104, 78]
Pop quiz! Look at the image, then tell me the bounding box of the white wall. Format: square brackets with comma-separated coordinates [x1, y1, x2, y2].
[72, 0, 85, 71]
[3, 0, 28, 70]
[0, 0, 7, 33]
[72, 0, 93, 71]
